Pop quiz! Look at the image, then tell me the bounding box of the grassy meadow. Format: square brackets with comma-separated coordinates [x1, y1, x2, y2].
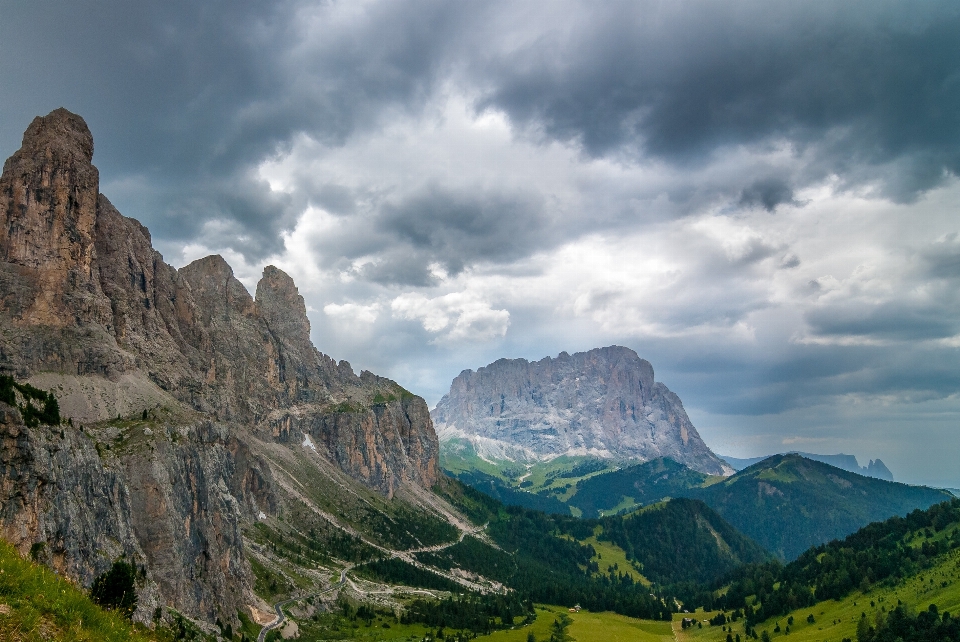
[468, 605, 672, 642]
[582, 532, 651, 585]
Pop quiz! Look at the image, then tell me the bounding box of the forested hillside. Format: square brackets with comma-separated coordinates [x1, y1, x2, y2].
[431, 478, 767, 619]
[714, 498, 960, 625]
[572, 458, 711, 516]
[447, 453, 953, 561]
[694, 455, 953, 560]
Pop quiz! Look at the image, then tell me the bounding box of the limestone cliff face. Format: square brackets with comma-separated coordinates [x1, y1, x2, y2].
[175, 254, 439, 492]
[0, 109, 439, 626]
[433, 346, 728, 475]
[0, 403, 144, 584]
[0, 108, 111, 328]
[0, 400, 272, 623]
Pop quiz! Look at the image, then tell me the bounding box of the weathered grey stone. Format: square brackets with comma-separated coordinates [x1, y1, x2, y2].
[433, 346, 729, 475]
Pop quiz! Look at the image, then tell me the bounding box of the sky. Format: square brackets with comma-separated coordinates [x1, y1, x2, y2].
[1, 0, 959, 487]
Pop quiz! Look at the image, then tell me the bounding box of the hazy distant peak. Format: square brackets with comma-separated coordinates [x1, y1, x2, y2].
[720, 451, 894, 481]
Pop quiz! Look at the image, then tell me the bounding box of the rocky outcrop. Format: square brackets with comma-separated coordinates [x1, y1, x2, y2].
[433, 346, 729, 475]
[0, 108, 440, 626]
[0, 108, 112, 328]
[0, 402, 160, 620]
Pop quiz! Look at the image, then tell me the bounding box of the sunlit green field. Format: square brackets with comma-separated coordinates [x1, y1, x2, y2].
[567, 610, 674, 642]
[469, 605, 672, 642]
[582, 533, 651, 585]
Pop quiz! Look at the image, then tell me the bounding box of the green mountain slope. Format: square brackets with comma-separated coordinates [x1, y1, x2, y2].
[441, 443, 618, 515]
[597, 498, 769, 586]
[678, 498, 960, 642]
[672, 547, 960, 642]
[693, 454, 954, 560]
[433, 479, 768, 599]
[465, 498, 960, 642]
[446, 453, 953, 561]
[571, 458, 712, 517]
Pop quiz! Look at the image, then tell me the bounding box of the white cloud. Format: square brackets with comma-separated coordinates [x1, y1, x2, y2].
[323, 302, 381, 325]
[391, 291, 510, 343]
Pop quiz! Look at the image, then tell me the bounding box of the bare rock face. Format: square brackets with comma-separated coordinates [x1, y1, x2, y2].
[0, 401, 163, 621]
[174, 255, 439, 493]
[0, 109, 111, 327]
[433, 346, 729, 475]
[257, 265, 313, 354]
[0, 109, 440, 627]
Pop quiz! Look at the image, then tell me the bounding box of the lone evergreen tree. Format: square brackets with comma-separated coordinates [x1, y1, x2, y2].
[90, 558, 138, 617]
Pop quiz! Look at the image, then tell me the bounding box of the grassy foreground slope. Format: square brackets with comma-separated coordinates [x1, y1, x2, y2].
[674, 545, 960, 642]
[0, 539, 164, 642]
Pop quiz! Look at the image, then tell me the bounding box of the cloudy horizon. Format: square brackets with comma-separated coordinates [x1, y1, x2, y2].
[2, 0, 959, 487]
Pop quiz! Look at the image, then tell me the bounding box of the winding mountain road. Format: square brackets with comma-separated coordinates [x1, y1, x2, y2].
[257, 568, 348, 642]
[257, 521, 488, 641]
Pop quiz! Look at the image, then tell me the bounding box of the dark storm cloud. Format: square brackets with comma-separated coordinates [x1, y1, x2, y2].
[0, 0, 470, 260]
[923, 234, 960, 279]
[479, 1, 960, 201]
[801, 237, 960, 346]
[5, 0, 958, 264]
[806, 302, 960, 342]
[305, 186, 549, 287]
[658, 337, 960, 417]
[739, 178, 797, 212]
[378, 188, 547, 276]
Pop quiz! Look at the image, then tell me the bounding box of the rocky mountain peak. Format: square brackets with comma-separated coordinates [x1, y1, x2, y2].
[434, 345, 730, 475]
[0, 110, 444, 626]
[0, 107, 108, 326]
[16, 107, 95, 166]
[256, 265, 312, 350]
[180, 253, 237, 283]
[179, 254, 257, 322]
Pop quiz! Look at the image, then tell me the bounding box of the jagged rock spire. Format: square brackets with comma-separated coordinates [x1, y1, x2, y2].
[0, 108, 109, 326]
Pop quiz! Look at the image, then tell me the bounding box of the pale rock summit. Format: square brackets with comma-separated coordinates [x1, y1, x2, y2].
[433, 346, 731, 475]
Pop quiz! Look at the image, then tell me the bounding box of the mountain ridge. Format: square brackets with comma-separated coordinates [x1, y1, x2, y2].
[445, 450, 952, 561]
[695, 453, 952, 559]
[720, 451, 894, 481]
[0, 107, 447, 629]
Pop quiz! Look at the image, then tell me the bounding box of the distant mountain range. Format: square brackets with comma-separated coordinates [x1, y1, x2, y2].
[719, 451, 894, 481]
[433, 346, 731, 475]
[436, 345, 951, 561]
